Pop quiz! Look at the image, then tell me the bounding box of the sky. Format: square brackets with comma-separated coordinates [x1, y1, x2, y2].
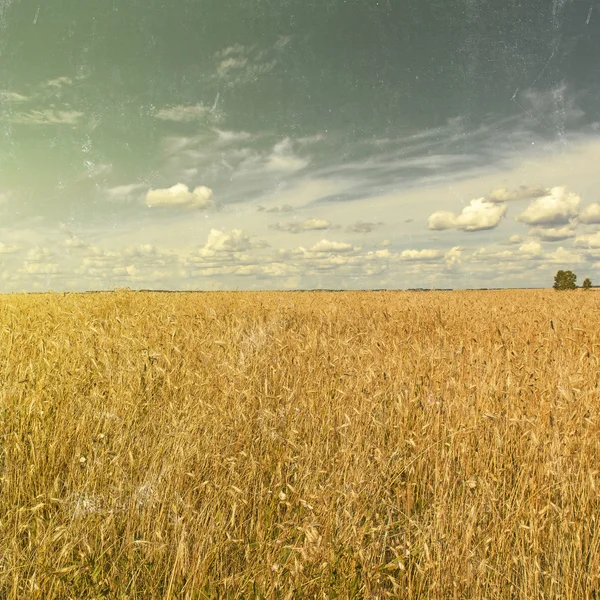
[1, 0, 600, 291]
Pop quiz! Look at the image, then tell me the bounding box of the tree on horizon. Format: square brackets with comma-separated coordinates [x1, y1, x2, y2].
[553, 270, 577, 290]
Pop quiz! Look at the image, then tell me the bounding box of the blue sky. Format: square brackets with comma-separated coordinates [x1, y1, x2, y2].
[1, 0, 600, 290]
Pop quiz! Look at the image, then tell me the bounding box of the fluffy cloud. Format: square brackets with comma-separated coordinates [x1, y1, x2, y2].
[504, 234, 523, 245]
[270, 219, 332, 233]
[486, 185, 546, 203]
[155, 105, 213, 122]
[516, 186, 580, 226]
[0, 90, 29, 102]
[444, 246, 462, 266]
[189, 229, 269, 261]
[518, 240, 543, 258]
[428, 198, 506, 232]
[266, 138, 308, 172]
[106, 183, 146, 200]
[400, 249, 442, 261]
[0, 242, 18, 254]
[579, 203, 600, 224]
[146, 184, 213, 209]
[347, 220, 382, 233]
[203, 229, 252, 253]
[574, 232, 600, 249]
[45, 76, 73, 88]
[427, 211, 456, 231]
[529, 226, 575, 242]
[259, 204, 294, 213]
[309, 240, 354, 253]
[546, 247, 582, 264]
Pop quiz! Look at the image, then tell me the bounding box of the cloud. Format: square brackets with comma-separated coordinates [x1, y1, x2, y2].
[347, 220, 382, 233]
[504, 234, 523, 245]
[217, 57, 249, 77]
[574, 232, 600, 249]
[44, 76, 73, 88]
[145, 184, 213, 209]
[81, 162, 112, 180]
[259, 204, 294, 213]
[529, 226, 575, 242]
[518, 240, 543, 258]
[266, 138, 308, 172]
[6, 110, 84, 125]
[427, 211, 456, 231]
[155, 105, 215, 122]
[270, 219, 332, 233]
[186, 229, 270, 263]
[0, 90, 29, 102]
[428, 198, 506, 232]
[0, 242, 18, 254]
[546, 246, 582, 264]
[106, 183, 146, 200]
[400, 249, 442, 261]
[213, 128, 251, 143]
[486, 185, 547, 203]
[444, 246, 462, 266]
[579, 203, 600, 224]
[516, 186, 580, 226]
[21, 262, 60, 274]
[214, 44, 277, 84]
[309, 240, 354, 253]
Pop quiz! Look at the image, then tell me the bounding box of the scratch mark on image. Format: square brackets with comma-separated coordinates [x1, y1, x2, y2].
[586, 5, 593, 24]
[529, 50, 556, 88]
[33, 6, 39, 24]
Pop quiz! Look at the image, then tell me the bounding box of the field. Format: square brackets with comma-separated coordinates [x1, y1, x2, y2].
[1, 289, 600, 599]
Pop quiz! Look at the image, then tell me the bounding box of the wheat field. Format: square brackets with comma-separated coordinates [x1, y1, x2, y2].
[1, 289, 599, 599]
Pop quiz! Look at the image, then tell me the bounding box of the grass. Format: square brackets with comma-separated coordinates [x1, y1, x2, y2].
[1, 289, 600, 598]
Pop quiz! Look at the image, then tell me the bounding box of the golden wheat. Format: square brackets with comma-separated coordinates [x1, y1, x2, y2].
[1, 289, 600, 599]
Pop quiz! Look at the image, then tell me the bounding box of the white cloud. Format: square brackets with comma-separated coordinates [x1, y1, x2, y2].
[155, 105, 213, 122]
[309, 240, 354, 253]
[26, 247, 54, 261]
[444, 246, 462, 266]
[64, 236, 87, 249]
[146, 184, 213, 209]
[486, 185, 547, 203]
[213, 128, 251, 143]
[21, 262, 59, 274]
[0, 90, 29, 102]
[574, 232, 600, 249]
[266, 138, 308, 172]
[270, 218, 332, 233]
[7, 110, 84, 125]
[428, 198, 506, 232]
[400, 249, 442, 261]
[516, 186, 580, 226]
[217, 57, 248, 77]
[579, 203, 600, 224]
[347, 220, 381, 233]
[546, 246, 582, 264]
[0, 242, 18, 254]
[201, 229, 253, 254]
[106, 183, 146, 200]
[529, 226, 575, 242]
[427, 211, 456, 231]
[45, 76, 73, 88]
[506, 234, 523, 245]
[518, 240, 543, 258]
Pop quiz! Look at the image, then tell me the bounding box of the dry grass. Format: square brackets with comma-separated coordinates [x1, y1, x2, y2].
[1, 289, 600, 599]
